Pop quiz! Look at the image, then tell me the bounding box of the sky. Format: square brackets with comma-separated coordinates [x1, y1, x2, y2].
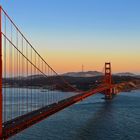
[0, 0, 140, 74]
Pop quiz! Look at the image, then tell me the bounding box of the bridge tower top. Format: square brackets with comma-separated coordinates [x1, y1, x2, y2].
[105, 62, 112, 85]
[104, 62, 113, 99]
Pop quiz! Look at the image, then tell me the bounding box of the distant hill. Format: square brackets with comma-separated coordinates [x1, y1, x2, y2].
[62, 71, 103, 77]
[62, 71, 140, 78]
[115, 72, 136, 77]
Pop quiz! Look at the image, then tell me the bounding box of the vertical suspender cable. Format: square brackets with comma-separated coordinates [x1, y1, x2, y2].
[26, 42, 28, 113]
[16, 30, 19, 117]
[4, 14, 6, 123]
[21, 35, 24, 115]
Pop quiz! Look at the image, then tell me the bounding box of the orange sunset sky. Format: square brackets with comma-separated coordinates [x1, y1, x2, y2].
[1, 0, 140, 74]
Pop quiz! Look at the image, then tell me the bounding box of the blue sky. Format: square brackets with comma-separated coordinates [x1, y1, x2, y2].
[0, 0, 140, 73]
[1, 0, 140, 37]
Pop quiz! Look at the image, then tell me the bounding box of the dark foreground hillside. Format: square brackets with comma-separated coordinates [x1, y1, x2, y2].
[3, 75, 140, 91]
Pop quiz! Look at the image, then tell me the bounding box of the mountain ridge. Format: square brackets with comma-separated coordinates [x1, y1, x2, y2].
[62, 71, 139, 77]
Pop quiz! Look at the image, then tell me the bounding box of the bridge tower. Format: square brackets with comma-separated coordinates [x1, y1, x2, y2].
[0, 6, 2, 138]
[104, 62, 112, 99]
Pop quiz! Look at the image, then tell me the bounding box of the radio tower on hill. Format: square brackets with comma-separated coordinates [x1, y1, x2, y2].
[82, 64, 84, 72]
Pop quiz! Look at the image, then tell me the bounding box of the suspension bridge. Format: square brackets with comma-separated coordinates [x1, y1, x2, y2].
[0, 6, 132, 139]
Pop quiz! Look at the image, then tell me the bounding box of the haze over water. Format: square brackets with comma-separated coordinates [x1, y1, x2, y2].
[10, 90, 140, 140]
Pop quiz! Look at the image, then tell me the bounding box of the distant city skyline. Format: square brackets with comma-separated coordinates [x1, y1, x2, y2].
[0, 0, 140, 74]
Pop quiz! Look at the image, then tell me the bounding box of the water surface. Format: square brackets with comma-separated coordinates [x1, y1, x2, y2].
[10, 90, 140, 140]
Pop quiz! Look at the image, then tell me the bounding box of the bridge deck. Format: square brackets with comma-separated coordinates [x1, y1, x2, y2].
[2, 86, 108, 139]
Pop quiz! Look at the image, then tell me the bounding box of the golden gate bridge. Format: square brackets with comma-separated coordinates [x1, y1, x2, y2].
[0, 6, 131, 139]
